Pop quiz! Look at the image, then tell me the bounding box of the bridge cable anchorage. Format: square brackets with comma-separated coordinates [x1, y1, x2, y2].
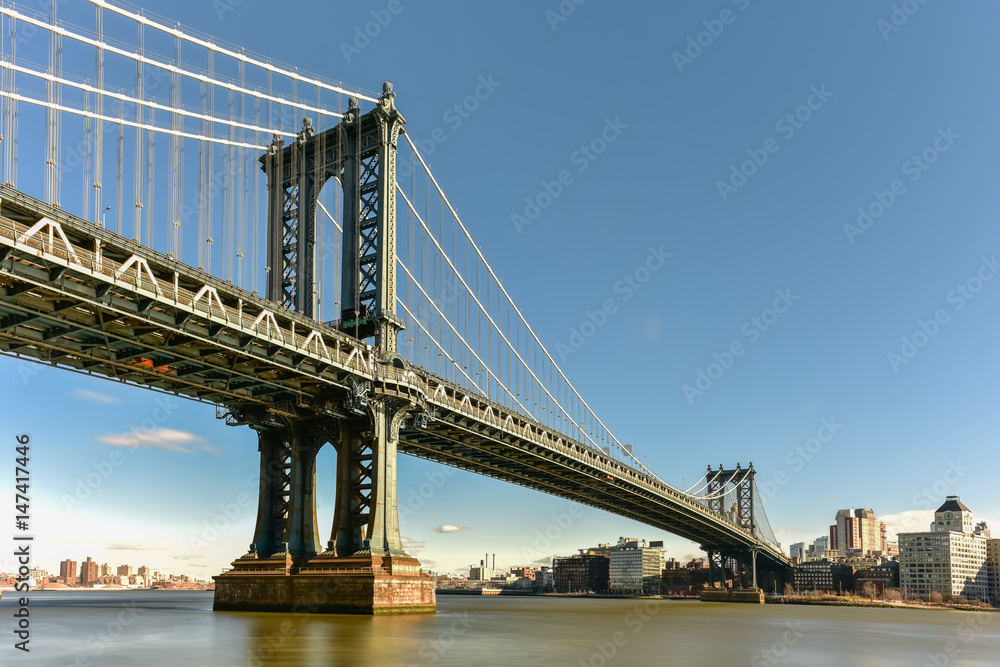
[401, 135, 665, 482]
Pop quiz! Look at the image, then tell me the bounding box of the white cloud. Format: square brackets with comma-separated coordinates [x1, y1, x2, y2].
[73, 388, 120, 404]
[880, 510, 933, 539]
[97, 428, 212, 454]
[107, 542, 170, 551]
[433, 524, 467, 534]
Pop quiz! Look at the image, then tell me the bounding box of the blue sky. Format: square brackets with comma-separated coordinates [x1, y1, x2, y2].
[2, 0, 999, 578]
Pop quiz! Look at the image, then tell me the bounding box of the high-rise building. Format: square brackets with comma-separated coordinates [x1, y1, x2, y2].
[789, 543, 805, 564]
[80, 557, 99, 586]
[117, 565, 134, 577]
[100, 563, 111, 577]
[590, 537, 667, 595]
[59, 559, 77, 582]
[830, 508, 887, 558]
[805, 536, 828, 561]
[899, 496, 988, 601]
[987, 539, 999, 604]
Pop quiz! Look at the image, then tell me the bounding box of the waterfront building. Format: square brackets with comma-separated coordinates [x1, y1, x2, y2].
[590, 537, 667, 595]
[854, 561, 900, 595]
[986, 539, 999, 604]
[535, 567, 555, 593]
[552, 553, 610, 594]
[509, 567, 537, 581]
[469, 562, 495, 581]
[117, 565, 134, 576]
[830, 508, 888, 558]
[792, 561, 854, 594]
[899, 496, 988, 601]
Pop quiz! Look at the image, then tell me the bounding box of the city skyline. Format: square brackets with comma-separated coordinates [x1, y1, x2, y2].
[2, 0, 999, 578]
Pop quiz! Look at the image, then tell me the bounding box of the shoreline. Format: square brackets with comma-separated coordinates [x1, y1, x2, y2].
[766, 596, 999, 613]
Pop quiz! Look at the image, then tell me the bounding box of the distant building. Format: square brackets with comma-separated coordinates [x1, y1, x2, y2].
[830, 508, 887, 558]
[553, 553, 610, 594]
[27, 568, 48, 583]
[99, 563, 111, 577]
[80, 557, 98, 586]
[805, 536, 828, 562]
[469, 561, 495, 581]
[59, 559, 77, 583]
[854, 561, 900, 595]
[535, 567, 554, 593]
[789, 543, 805, 564]
[117, 565, 134, 577]
[986, 539, 999, 605]
[509, 567, 537, 581]
[974, 522, 991, 539]
[899, 496, 988, 601]
[590, 537, 667, 595]
[792, 561, 854, 594]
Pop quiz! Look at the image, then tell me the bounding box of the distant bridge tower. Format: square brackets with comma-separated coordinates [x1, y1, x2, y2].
[215, 83, 434, 615]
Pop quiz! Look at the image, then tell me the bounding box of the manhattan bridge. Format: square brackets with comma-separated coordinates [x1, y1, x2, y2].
[0, 0, 788, 612]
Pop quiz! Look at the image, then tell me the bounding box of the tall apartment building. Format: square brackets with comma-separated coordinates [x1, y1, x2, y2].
[830, 508, 887, 557]
[80, 557, 99, 586]
[591, 537, 667, 595]
[987, 539, 999, 604]
[59, 559, 77, 582]
[805, 536, 828, 561]
[899, 496, 988, 601]
[117, 565, 134, 577]
[789, 543, 805, 564]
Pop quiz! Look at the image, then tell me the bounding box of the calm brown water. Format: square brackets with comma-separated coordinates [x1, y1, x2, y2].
[4, 591, 1000, 666]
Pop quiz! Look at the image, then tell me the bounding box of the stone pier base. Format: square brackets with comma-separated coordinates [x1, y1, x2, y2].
[213, 554, 436, 615]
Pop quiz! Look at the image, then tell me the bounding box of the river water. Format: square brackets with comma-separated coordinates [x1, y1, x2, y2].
[3, 591, 999, 666]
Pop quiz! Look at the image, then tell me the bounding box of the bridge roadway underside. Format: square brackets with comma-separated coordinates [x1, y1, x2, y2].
[400, 421, 786, 570]
[0, 187, 787, 573]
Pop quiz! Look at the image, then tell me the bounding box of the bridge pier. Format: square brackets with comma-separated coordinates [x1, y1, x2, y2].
[213, 409, 435, 614]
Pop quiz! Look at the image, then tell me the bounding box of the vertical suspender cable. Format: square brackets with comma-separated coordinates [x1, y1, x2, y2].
[133, 20, 143, 241]
[94, 4, 104, 224]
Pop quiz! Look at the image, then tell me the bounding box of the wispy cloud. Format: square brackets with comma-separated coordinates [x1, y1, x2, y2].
[169, 554, 202, 561]
[98, 428, 215, 455]
[107, 542, 170, 551]
[73, 388, 120, 404]
[402, 536, 425, 552]
[433, 524, 467, 533]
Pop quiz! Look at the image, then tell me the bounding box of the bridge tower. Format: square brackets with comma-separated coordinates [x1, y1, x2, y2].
[701, 463, 764, 596]
[213, 83, 434, 614]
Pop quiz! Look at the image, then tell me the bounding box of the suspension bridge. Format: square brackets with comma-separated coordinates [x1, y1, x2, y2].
[0, 0, 788, 613]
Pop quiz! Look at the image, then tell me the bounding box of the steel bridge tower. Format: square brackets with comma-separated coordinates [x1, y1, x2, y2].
[214, 83, 434, 614]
